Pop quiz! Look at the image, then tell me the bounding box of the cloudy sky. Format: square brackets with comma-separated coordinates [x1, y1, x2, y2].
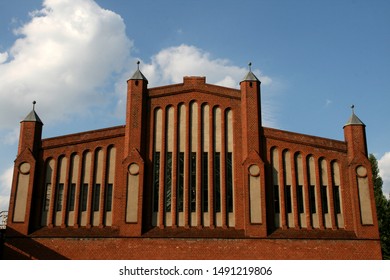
[0, 0, 389, 211]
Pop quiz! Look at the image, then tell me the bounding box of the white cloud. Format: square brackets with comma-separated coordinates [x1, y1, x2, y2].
[114, 44, 275, 125]
[0, 0, 132, 130]
[0, 52, 8, 64]
[0, 166, 13, 211]
[0, 1, 275, 131]
[143, 44, 272, 88]
[378, 152, 390, 198]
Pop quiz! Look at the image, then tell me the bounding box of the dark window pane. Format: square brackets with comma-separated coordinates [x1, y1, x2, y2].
[80, 184, 88, 212]
[333, 186, 341, 214]
[214, 152, 221, 212]
[68, 183, 76, 211]
[93, 184, 100, 212]
[56, 183, 64, 211]
[190, 152, 196, 213]
[44, 183, 52, 212]
[152, 152, 160, 212]
[297, 185, 304, 214]
[202, 152, 208, 212]
[226, 152, 233, 213]
[309, 185, 316, 214]
[165, 152, 172, 212]
[177, 152, 184, 212]
[105, 183, 113, 212]
[321, 185, 328, 214]
[285, 185, 292, 214]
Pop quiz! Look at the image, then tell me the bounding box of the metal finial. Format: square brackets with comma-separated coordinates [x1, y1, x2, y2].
[137, 60, 140, 70]
[32, 101, 36, 110]
[248, 62, 252, 71]
[351, 104, 355, 113]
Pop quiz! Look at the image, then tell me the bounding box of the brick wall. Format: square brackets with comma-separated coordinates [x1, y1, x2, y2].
[2, 236, 382, 260]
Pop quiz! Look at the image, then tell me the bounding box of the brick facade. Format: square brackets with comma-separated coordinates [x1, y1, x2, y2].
[2, 67, 381, 259]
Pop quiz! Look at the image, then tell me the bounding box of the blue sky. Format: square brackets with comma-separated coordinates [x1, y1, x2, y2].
[0, 0, 389, 211]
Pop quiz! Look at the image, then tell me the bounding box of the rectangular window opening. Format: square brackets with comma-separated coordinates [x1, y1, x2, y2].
[226, 152, 233, 213]
[333, 186, 341, 214]
[68, 183, 76, 211]
[190, 152, 196, 213]
[321, 185, 329, 214]
[214, 152, 221, 213]
[202, 152, 208, 212]
[152, 152, 160, 212]
[285, 185, 292, 214]
[297, 185, 304, 214]
[105, 183, 113, 212]
[165, 152, 172, 212]
[309, 185, 316, 214]
[55, 183, 64, 212]
[44, 183, 52, 212]
[177, 152, 184, 212]
[92, 184, 100, 212]
[80, 183, 88, 212]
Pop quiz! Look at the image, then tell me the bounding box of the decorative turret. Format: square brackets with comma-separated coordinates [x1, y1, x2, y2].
[343, 105, 368, 162]
[18, 101, 43, 157]
[122, 61, 148, 236]
[240, 63, 267, 238]
[124, 61, 148, 157]
[8, 101, 43, 235]
[240, 62, 262, 159]
[343, 106, 379, 238]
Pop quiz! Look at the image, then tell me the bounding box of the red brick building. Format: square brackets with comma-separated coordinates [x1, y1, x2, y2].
[3, 64, 382, 259]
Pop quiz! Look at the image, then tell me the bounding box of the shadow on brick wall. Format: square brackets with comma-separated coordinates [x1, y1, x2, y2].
[1, 228, 68, 260]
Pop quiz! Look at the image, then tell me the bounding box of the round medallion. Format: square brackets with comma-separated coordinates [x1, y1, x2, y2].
[249, 164, 260, 177]
[129, 163, 140, 175]
[356, 166, 367, 178]
[19, 162, 31, 174]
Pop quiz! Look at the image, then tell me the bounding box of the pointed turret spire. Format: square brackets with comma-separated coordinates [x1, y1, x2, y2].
[23, 101, 43, 124]
[129, 61, 148, 83]
[344, 105, 365, 127]
[241, 62, 260, 83]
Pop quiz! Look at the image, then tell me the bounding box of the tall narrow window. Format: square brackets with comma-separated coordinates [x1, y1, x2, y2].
[56, 183, 64, 211]
[225, 109, 234, 215]
[68, 183, 76, 211]
[93, 184, 100, 212]
[153, 108, 162, 214]
[152, 152, 160, 212]
[165, 152, 172, 212]
[309, 185, 316, 214]
[214, 152, 221, 212]
[333, 186, 341, 214]
[177, 152, 184, 212]
[202, 152, 208, 212]
[80, 183, 88, 212]
[273, 185, 280, 214]
[190, 152, 196, 212]
[297, 185, 304, 214]
[105, 183, 113, 212]
[321, 186, 329, 214]
[226, 152, 233, 213]
[332, 161, 342, 216]
[285, 185, 292, 213]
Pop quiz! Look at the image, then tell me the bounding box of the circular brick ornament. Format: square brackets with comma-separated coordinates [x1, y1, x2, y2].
[249, 164, 260, 177]
[19, 162, 31, 174]
[356, 166, 367, 178]
[129, 163, 140, 175]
